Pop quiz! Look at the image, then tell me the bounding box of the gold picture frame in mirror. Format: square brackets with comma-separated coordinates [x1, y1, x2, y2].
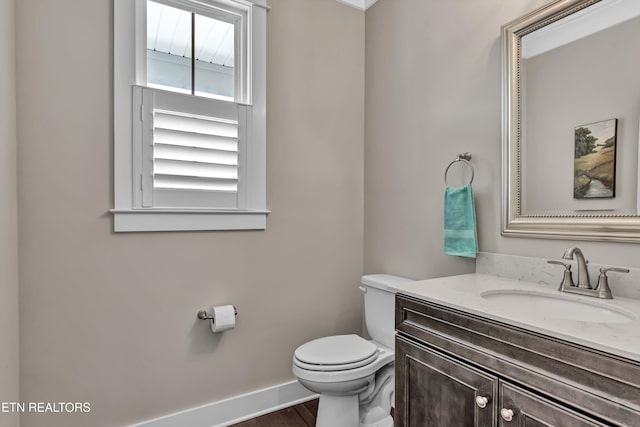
[502, 0, 640, 242]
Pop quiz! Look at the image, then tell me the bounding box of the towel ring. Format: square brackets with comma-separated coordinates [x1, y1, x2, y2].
[444, 153, 474, 186]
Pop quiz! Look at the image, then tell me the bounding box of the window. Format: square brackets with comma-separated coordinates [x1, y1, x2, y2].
[113, 0, 268, 232]
[145, 0, 243, 101]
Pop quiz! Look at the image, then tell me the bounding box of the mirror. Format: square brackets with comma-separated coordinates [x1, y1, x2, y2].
[502, 0, 640, 242]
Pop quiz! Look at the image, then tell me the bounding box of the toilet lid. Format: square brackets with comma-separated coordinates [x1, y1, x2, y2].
[294, 335, 378, 369]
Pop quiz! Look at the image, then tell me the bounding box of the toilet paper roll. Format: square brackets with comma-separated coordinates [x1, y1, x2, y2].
[210, 305, 236, 333]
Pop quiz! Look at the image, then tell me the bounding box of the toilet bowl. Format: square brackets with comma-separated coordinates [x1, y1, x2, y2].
[292, 274, 413, 427]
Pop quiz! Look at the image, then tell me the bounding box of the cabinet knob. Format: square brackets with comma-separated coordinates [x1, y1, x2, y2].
[500, 408, 514, 422]
[475, 395, 488, 408]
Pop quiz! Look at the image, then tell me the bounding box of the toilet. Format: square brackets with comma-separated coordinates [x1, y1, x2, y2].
[292, 274, 412, 427]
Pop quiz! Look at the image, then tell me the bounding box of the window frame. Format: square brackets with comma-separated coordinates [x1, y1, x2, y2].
[112, 0, 268, 232]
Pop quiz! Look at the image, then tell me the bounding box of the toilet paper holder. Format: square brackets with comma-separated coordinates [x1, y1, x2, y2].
[197, 306, 238, 321]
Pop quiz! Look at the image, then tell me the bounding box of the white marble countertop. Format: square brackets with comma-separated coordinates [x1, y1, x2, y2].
[390, 273, 640, 363]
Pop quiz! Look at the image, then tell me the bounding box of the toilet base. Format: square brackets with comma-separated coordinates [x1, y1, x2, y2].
[360, 407, 393, 427]
[315, 393, 394, 427]
[311, 365, 395, 427]
[359, 363, 395, 427]
[316, 394, 359, 427]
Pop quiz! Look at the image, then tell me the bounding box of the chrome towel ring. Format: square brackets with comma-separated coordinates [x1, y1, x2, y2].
[444, 152, 474, 186]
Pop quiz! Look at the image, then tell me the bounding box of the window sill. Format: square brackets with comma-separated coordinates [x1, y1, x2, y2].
[110, 209, 269, 232]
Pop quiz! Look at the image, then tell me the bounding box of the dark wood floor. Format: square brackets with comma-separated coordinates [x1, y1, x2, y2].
[229, 399, 393, 426]
[229, 399, 318, 427]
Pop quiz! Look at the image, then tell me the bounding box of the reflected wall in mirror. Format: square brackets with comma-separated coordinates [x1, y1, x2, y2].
[502, 0, 640, 242]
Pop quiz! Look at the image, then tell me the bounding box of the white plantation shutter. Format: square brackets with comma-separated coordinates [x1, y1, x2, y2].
[153, 111, 239, 191]
[135, 86, 250, 209]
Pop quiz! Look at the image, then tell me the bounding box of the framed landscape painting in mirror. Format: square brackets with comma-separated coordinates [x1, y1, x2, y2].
[574, 118, 617, 200]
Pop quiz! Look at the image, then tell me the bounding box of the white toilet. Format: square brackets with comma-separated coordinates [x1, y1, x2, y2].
[292, 274, 412, 427]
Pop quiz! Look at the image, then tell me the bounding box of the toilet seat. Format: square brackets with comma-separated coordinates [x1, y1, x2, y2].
[293, 338, 394, 385]
[294, 335, 378, 372]
[294, 352, 379, 372]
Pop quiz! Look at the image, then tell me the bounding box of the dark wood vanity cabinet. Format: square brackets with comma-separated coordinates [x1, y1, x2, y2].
[394, 295, 640, 427]
[396, 337, 498, 426]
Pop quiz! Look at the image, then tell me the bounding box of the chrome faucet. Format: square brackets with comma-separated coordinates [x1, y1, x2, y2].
[547, 247, 629, 299]
[562, 247, 590, 289]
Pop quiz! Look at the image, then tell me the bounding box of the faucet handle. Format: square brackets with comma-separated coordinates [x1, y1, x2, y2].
[547, 260, 571, 269]
[595, 267, 629, 299]
[601, 267, 630, 275]
[547, 260, 575, 290]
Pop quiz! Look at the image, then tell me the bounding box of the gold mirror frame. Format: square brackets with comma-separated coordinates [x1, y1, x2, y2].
[501, 0, 640, 242]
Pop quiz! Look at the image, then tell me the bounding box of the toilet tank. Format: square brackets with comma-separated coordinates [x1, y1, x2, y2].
[361, 274, 413, 349]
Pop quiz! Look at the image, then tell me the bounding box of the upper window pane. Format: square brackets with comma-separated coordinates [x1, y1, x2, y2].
[147, 1, 192, 94]
[195, 14, 235, 100]
[146, 0, 235, 101]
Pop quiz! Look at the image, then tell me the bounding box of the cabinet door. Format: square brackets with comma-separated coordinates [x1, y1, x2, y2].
[499, 382, 610, 427]
[396, 336, 498, 427]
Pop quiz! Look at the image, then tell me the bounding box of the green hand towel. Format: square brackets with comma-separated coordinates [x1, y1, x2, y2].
[444, 184, 478, 258]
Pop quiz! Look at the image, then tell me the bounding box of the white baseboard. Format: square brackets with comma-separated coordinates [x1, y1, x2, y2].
[129, 380, 317, 427]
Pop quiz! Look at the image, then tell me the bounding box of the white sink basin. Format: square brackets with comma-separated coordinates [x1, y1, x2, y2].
[480, 290, 636, 324]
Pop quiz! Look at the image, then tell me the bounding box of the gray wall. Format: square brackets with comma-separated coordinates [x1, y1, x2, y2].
[15, 1, 364, 426]
[365, 0, 640, 280]
[365, 0, 545, 279]
[0, 0, 20, 426]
